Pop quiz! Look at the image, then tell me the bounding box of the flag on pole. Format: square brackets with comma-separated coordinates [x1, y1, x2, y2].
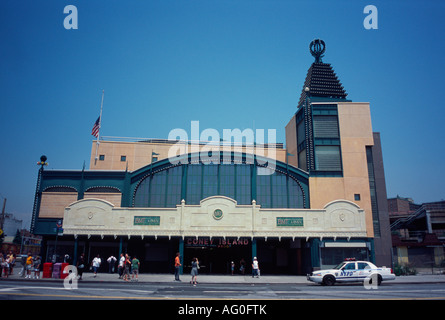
[91, 116, 100, 137]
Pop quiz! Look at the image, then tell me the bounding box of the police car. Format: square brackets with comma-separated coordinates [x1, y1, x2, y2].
[307, 258, 396, 286]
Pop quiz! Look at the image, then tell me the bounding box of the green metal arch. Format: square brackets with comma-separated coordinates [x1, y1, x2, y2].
[130, 151, 310, 208]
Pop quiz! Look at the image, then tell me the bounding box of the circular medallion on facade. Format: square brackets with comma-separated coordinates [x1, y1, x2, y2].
[213, 209, 223, 220]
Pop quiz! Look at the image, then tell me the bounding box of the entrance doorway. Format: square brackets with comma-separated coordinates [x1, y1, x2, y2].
[183, 237, 251, 274]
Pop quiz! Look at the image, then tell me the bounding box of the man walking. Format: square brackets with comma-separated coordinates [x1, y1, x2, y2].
[252, 257, 260, 278]
[118, 253, 125, 279]
[107, 255, 116, 273]
[131, 255, 140, 282]
[174, 252, 181, 281]
[91, 254, 101, 277]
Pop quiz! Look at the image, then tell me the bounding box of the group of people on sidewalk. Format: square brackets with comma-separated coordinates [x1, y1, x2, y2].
[0, 251, 16, 278]
[75, 253, 140, 282]
[1, 251, 41, 279]
[3, 251, 260, 284]
[117, 253, 140, 282]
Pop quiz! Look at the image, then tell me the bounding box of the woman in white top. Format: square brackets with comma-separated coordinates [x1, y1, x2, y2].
[91, 254, 101, 277]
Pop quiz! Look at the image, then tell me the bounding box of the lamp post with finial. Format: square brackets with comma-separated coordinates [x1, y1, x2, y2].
[30, 156, 48, 234]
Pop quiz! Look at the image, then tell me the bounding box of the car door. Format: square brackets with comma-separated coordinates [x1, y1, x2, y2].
[356, 262, 372, 281]
[338, 262, 357, 282]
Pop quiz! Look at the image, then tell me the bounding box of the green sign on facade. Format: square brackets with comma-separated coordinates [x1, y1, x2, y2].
[134, 216, 161, 226]
[276, 217, 304, 227]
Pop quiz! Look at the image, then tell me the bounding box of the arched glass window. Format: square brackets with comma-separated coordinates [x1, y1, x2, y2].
[134, 166, 182, 208]
[166, 166, 182, 207]
[202, 165, 218, 199]
[133, 159, 306, 209]
[256, 169, 304, 209]
[186, 164, 202, 205]
[236, 165, 251, 205]
[288, 177, 305, 208]
[219, 164, 235, 200]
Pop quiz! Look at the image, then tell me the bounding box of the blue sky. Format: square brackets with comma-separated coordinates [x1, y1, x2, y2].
[1, 0, 444, 229]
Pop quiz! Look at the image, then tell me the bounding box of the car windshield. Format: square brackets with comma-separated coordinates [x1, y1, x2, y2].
[333, 262, 347, 270]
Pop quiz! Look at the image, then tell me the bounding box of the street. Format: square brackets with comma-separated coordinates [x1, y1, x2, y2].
[1, 279, 445, 300]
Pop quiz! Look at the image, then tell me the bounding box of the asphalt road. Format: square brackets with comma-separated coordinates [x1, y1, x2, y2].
[1, 279, 445, 300]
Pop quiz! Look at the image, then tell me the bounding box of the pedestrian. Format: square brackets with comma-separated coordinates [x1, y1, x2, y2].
[8, 251, 15, 275]
[25, 252, 33, 279]
[131, 255, 140, 282]
[174, 252, 181, 281]
[240, 258, 246, 275]
[252, 257, 260, 278]
[118, 253, 125, 279]
[107, 255, 117, 273]
[231, 261, 235, 275]
[190, 257, 199, 286]
[123, 254, 131, 282]
[3, 254, 10, 278]
[76, 253, 86, 280]
[33, 255, 41, 279]
[18, 254, 26, 277]
[0, 253, 4, 278]
[91, 254, 101, 277]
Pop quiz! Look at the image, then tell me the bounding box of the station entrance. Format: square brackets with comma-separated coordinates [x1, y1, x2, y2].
[183, 237, 251, 274]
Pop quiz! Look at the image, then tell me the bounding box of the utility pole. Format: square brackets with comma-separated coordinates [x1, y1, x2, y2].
[0, 197, 6, 231]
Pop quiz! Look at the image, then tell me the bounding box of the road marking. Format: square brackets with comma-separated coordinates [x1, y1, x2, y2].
[1, 291, 444, 300]
[204, 290, 253, 293]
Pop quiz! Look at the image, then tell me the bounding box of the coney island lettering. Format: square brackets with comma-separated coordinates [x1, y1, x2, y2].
[185, 237, 250, 248]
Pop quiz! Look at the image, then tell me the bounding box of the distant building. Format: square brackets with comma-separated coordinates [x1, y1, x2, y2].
[389, 196, 445, 270]
[1, 212, 22, 238]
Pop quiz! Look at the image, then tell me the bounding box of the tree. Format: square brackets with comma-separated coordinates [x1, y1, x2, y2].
[13, 229, 22, 245]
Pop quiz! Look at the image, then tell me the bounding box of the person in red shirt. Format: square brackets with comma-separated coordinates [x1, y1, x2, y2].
[174, 252, 181, 281]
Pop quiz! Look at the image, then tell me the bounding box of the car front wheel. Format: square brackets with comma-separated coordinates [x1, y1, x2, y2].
[322, 275, 336, 286]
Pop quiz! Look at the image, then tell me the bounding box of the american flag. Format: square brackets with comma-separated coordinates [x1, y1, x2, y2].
[91, 116, 100, 137]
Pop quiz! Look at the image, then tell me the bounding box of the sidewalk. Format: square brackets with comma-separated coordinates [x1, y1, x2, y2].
[3, 271, 445, 285]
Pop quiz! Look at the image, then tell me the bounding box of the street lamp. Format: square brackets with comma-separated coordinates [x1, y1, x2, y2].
[37, 155, 48, 168]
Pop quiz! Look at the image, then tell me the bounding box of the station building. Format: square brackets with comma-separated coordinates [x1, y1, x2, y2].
[31, 40, 392, 275]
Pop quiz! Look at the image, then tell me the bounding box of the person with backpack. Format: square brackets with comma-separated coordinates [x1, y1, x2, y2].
[107, 255, 117, 273]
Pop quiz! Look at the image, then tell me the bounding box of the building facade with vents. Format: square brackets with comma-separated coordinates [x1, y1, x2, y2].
[31, 40, 392, 274]
[285, 39, 391, 268]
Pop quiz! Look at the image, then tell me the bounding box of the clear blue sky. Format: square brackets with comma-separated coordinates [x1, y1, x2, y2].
[1, 0, 444, 229]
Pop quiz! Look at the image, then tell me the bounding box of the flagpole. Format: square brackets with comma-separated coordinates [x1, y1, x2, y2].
[95, 90, 105, 163]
